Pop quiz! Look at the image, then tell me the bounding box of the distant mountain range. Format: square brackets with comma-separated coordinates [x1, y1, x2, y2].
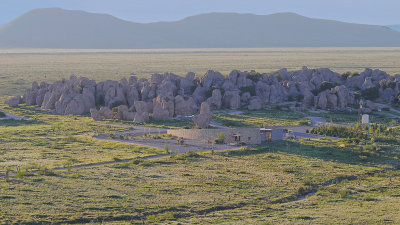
[1, 8, 400, 49]
[387, 25, 400, 32]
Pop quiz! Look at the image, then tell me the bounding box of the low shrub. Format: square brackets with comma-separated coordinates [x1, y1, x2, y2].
[240, 86, 256, 96]
[361, 86, 379, 100]
[338, 189, 351, 198]
[205, 86, 225, 98]
[247, 72, 262, 82]
[298, 120, 310, 125]
[177, 137, 184, 145]
[215, 133, 225, 144]
[379, 79, 396, 89]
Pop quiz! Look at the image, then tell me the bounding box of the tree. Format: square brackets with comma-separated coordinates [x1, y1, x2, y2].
[361, 86, 379, 100]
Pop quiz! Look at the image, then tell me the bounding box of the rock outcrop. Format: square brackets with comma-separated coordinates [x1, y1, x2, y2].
[193, 102, 212, 128]
[10, 67, 400, 119]
[6, 96, 21, 107]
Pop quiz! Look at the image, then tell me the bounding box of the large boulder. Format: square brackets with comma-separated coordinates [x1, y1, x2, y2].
[200, 70, 225, 88]
[193, 102, 212, 128]
[157, 80, 177, 99]
[240, 92, 252, 106]
[36, 88, 47, 106]
[345, 74, 365, 88]
[236, 72, 254, 88]
[133, 112, 149, 123]
[192, 113, 212, 129]
[180, 72, 195, 95]
[133, 101, 149, 122]
[134, 101, 148, 113]
[153, 96, 174, 118]
[381, 88, 394, 102]
[192, 86, 208, 104]
[153, 103, 171, 120]
[174, 95, 197, 116]
[64, 95, 94, 115]
[151, 73, 166, 85]
[248, 97, 262, 110]
[334, 85, 348, 109]
[41, 84, 63, 110]
[302, 89, 315, 108]
[90, 108, 102, 121]
[326, 92, 338, 109]
[5, 95, 21, 107]
[361, 77, 374, 90]
[122, 111, 135, 121]
[24, 89, 38, 106]
[222, 91, 241, 109]
[199, 102, 211, 114]
[99, 107, 114, 119]
[315, 91, 328, 109]
[126, 86, 139, 107]
[104, 85, 127, 108]
[117, 105, 129, 120]
[206, 89, 222, 110]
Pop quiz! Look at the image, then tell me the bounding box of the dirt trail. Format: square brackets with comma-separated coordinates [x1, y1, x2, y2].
[1, 154, 170, 178]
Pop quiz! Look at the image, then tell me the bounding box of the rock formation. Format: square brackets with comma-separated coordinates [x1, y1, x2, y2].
[8, 67, 400, 121]
[193, 102, 212, 128]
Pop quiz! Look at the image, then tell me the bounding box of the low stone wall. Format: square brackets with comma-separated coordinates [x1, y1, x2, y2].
[167, 128, 261, 145]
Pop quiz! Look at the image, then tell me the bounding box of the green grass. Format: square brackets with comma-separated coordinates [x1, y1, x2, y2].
[214, 108, 306, 127]
[309, 110, 400, 125]
[2, 47, 400, 96]
[0, 137, 399, 224]
[0, 100, 164, 171]
[97, 117, 195, 129]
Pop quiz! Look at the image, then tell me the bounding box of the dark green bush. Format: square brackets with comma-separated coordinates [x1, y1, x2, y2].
[349, 72, 360, 78]
[240, 86, 256, 96]
[247, 72, 262, 82]
[190, 85, 197, 94]
[276, 73, 283, 82]
[205, 86, 225, 99]
[0, 111, 6, 118]
[379, 80, 396, 89]
[319, 81, 335, 92]
[361, 86, 379, 100]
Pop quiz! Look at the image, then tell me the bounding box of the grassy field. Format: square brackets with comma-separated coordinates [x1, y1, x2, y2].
[1, 48, 400, 224]
[213, 108, 308, 127]
[0, 99, 166, 171]
[1, 103, 400, 223]
[1, 134, 399, 223]
[2, 47, 400, 96]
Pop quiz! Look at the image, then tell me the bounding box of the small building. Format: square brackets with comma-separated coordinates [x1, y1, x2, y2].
[260, 128, 285, 142]
[167, 127, 285, 145]
[167, 128, 262, 145]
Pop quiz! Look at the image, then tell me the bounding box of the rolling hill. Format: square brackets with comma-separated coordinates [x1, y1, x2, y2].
[1, 8, 400, 48]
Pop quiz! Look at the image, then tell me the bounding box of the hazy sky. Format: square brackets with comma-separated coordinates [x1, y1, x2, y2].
[1, 0, 399, 27]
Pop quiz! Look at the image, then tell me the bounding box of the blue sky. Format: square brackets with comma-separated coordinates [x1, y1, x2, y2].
[0, 0, 399, 26]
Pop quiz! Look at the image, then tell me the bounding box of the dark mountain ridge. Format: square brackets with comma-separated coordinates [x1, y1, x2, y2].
[1, 8, 400, 48]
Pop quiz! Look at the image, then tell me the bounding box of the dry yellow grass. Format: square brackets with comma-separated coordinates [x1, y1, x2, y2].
[2, 47, 400, 96]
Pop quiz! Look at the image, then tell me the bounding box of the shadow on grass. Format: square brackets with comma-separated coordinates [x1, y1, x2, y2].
[0, 119, 43, 126]
[221, 140, 398, 167]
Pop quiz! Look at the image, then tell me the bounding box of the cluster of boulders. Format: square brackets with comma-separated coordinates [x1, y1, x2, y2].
[6, 67, 400, 124]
